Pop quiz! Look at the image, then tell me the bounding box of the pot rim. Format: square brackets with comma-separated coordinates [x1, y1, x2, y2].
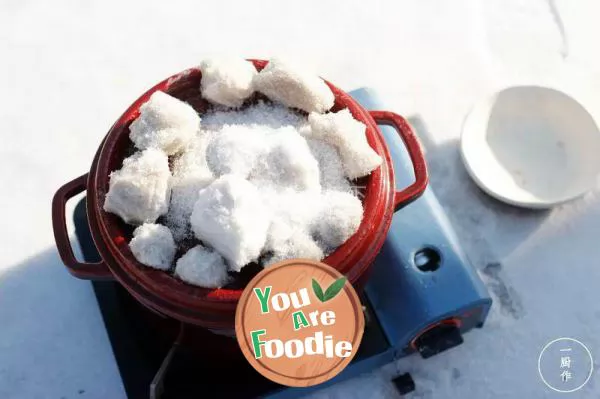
[89, 60, 396, 318]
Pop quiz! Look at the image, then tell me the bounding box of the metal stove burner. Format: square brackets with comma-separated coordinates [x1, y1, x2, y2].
[73, 89, 492, 398]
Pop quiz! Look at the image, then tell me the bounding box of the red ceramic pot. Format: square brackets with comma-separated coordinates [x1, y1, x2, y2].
[52, 60, 428, 332]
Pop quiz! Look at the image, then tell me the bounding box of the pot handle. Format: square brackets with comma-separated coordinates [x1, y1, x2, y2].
[52, 173, 113, 280]
[369, 111, 429, 211]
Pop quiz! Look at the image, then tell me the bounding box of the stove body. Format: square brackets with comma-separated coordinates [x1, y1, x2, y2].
[73, 88, 491, 398]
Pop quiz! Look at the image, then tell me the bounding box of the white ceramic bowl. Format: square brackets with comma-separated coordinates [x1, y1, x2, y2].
[461, 86, 600, 208]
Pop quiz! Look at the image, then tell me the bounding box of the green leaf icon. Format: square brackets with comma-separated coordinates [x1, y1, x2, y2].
[323, 277, 347, 302]
[312, 279, 325, 302]
[312, 277, 348, 302]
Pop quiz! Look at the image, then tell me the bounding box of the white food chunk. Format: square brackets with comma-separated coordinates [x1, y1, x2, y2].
[103, 149, 171, 225]
[175, 245, 230, 288]
[205, 125, 269, 178]
[251, 128, 320, 192]
[263, 230, 324, 267]
[190, 175, 270, 271]
[253, 59, 334, 113]
[129, 91, 200, 155]
[308, 109, 382, 179]
[312, 191, 363, 249]
[262, 190, 321, 251]
[200, 57, 257, 107]
[307, 138, 351, 192]
[129, 223, 176, 270]
[164, 137, 215, 241]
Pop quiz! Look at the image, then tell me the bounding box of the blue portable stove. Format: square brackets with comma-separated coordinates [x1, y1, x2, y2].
[72, 88, 492, 398]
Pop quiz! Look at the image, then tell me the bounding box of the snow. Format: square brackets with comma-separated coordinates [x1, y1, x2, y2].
[175, 245, 230, 288]
[200, 57, 257, 107]
[129, 91, 200, 155]
[2, 1, 600, 398]
[129, 223, 176, 270]
[308, 109, 383, 179]
[254, 58, 335, 113]
[103, 148, 171, 225]
[190, 174, 270, 272]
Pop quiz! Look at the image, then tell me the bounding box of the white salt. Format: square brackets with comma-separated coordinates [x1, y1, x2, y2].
[201, 100, 306, 130]
[165, 137, 215, 241]
[175, 245, 230, 288]
[200, 57, 257, 107]
[262, 189, 321, 251]
[263, 230, 324, 267]
[202, 103, 309, 180]
[309, 109, 383, 179]
[253, 59, 335, 113]
[250, 128, 321, 192]
[205, 125, 269, 178]
[114, 70, 374, 282]
[190, 175, 270, 272]
[129, 223, 176, 270]
[311, 191, 363, 250]
[129, 91, 200, 155]
[103, 148, 171, 225]
[307, 138, 352, 192]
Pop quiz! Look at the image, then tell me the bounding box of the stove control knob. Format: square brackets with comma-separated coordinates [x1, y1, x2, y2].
[413, 321, 463, 359]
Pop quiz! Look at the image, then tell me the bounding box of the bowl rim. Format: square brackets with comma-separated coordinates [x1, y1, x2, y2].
[460, 84, 600, 209]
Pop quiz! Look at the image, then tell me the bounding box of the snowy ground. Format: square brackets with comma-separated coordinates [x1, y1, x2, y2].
[1, 0, 600, 398]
